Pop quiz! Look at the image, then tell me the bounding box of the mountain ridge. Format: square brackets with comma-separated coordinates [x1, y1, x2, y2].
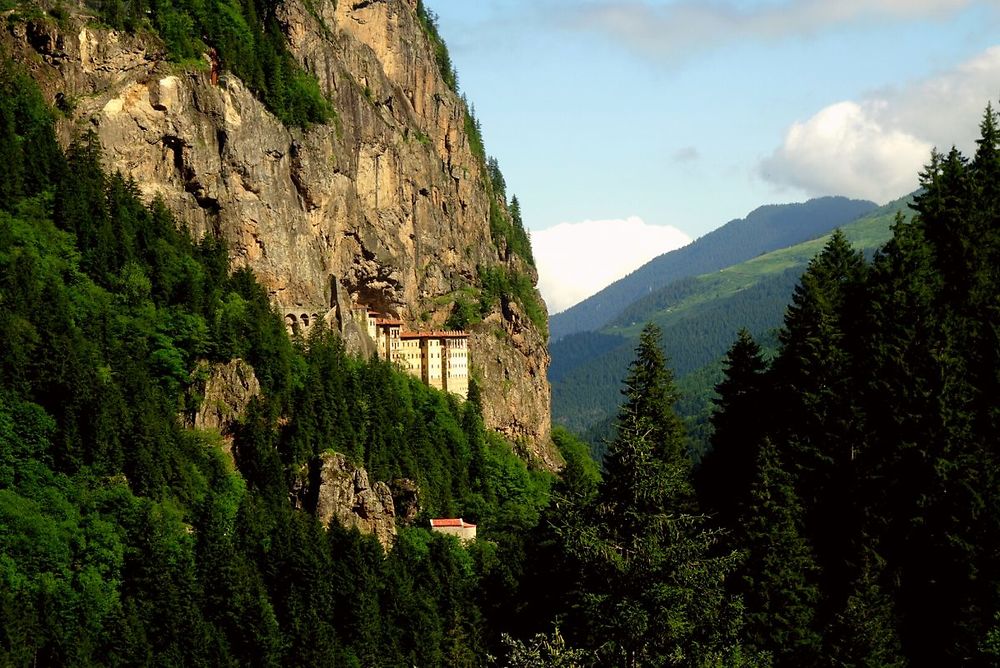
[551, 194, 912, 441]
[550, 196, 877, 341]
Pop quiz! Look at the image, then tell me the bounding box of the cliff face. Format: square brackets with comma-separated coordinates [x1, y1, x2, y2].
[5, 0, 556, 467]
[292, 452, 399, 551]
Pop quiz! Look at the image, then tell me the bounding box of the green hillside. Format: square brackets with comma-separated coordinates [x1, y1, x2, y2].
[611, 196, 907, 336]
[550, 196, 876, 341]
[551, 195, 912, 448]
[0, 59, 554, 665]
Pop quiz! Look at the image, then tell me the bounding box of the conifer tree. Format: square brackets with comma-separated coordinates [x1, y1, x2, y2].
[770, 230, 867, 602]
[739, 439, 822, 665]
[562, 324, 750, 666]
[605, 323, 687, 477]
[826, 551, 905, 668]
[697, 328, 768, 528]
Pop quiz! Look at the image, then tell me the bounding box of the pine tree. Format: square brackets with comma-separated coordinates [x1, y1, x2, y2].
[913, 147, 974, 301]
[740, 439, 822, 665]
[605, 323, 687, 479]
[770, 230, 867, 604]
[561, 323, 750, 666]
[826, 551, 905, 668]
[697, 328, 768, 529]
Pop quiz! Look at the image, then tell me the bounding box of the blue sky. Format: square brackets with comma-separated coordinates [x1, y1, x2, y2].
[427, 0, 1000, 312]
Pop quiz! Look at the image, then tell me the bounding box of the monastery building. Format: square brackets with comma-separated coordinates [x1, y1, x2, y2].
[363, 310, 469, 399]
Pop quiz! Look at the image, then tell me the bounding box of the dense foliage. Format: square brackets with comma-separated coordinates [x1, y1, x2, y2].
[515, 326, 760, 666]
[551, 198, 906, 454]
[0, 62, 552, 665]
[696, 105, 1000, 665]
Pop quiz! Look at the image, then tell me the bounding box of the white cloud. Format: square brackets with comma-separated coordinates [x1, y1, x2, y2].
[761, 46, 1000, 203]
[533, 216, 691, 314]
[562, 0, 979, 63]
[760, 101, 932, 203]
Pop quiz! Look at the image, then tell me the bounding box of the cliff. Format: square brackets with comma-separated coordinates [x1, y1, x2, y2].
[292, 452, 400, 551]
[5, 0, 557, 467]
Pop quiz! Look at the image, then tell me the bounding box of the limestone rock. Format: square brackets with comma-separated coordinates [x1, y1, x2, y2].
[187, 359, 260, 462]
[297, 452, 397, 550]
[5, 1, 557, 468]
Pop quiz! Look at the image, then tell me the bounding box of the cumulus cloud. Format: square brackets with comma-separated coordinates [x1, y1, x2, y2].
[760, 102, 932, 203]
[561, 0, 977, 62]
[761, 46, 1000, 203]
[532, 217, 691, 314]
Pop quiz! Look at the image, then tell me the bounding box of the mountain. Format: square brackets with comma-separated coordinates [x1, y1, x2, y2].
[551, 195, 912, 444]
[0, 2, 570, 663]
[5, 0, 556, 464]
[550, 196, 877, 342]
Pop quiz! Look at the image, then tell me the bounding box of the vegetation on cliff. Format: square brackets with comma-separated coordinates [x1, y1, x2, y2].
[416, 0, 457, 93]
[59, 0, 334, 126]
[0, 60, 550, 665]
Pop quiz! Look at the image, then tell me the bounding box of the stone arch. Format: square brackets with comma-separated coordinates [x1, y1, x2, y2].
[300, 313, 311, 329]
[285, 313, 299, 336]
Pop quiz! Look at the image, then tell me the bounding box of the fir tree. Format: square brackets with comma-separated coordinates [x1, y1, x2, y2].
[826, 551, 905, 668]
[561, 323, 750, 666]
[697, 328, 769, 529]
[740, 439, 822, 665]
[770, 230, 867, 606]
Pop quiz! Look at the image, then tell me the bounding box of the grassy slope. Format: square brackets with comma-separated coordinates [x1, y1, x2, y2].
[550, 196, 876, 341]
[610, 196, 907, 338]
[551, 195, 912, 447]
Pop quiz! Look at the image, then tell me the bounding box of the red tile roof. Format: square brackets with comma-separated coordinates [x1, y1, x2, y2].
[376, 318, 404, 325]
[430, 518, 476, 528]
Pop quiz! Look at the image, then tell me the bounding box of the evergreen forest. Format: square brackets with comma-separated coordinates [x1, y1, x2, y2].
[4, 10, 1000, 663]
[0, 56, 556, 665]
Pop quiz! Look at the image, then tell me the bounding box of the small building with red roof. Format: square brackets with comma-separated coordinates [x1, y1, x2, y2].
[429, 518, 477, 542]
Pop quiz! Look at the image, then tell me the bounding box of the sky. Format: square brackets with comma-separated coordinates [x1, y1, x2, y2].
[426, 0, 1000, 313]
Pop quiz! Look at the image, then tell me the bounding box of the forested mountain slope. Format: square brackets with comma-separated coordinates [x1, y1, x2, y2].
[695, 119, 1000, 663]
[550, 196, 876, 341]
[3, 0, 555, 465]
[552, 196, 909, 442]
[0, 60, 559, 662]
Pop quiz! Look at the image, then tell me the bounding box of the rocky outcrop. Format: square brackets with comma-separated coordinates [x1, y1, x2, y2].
[294, 452, 397, 550]
[189, 359, 261, 433]
[5, 0, 556, 467]
[389, 478, 420, 525]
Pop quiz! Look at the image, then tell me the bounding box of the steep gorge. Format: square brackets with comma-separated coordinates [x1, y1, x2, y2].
[4, 0, 556, 466]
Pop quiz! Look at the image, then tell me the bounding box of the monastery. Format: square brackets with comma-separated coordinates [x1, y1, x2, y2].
[280, 301, 470, 399]
[363, 310, 469, 399]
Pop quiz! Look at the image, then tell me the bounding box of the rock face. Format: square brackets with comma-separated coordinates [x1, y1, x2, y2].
[5, 1, 555, 467]
[389, 478, 420, 525]
[189, 359, 261, 435]
[295, 452, 398, 550]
